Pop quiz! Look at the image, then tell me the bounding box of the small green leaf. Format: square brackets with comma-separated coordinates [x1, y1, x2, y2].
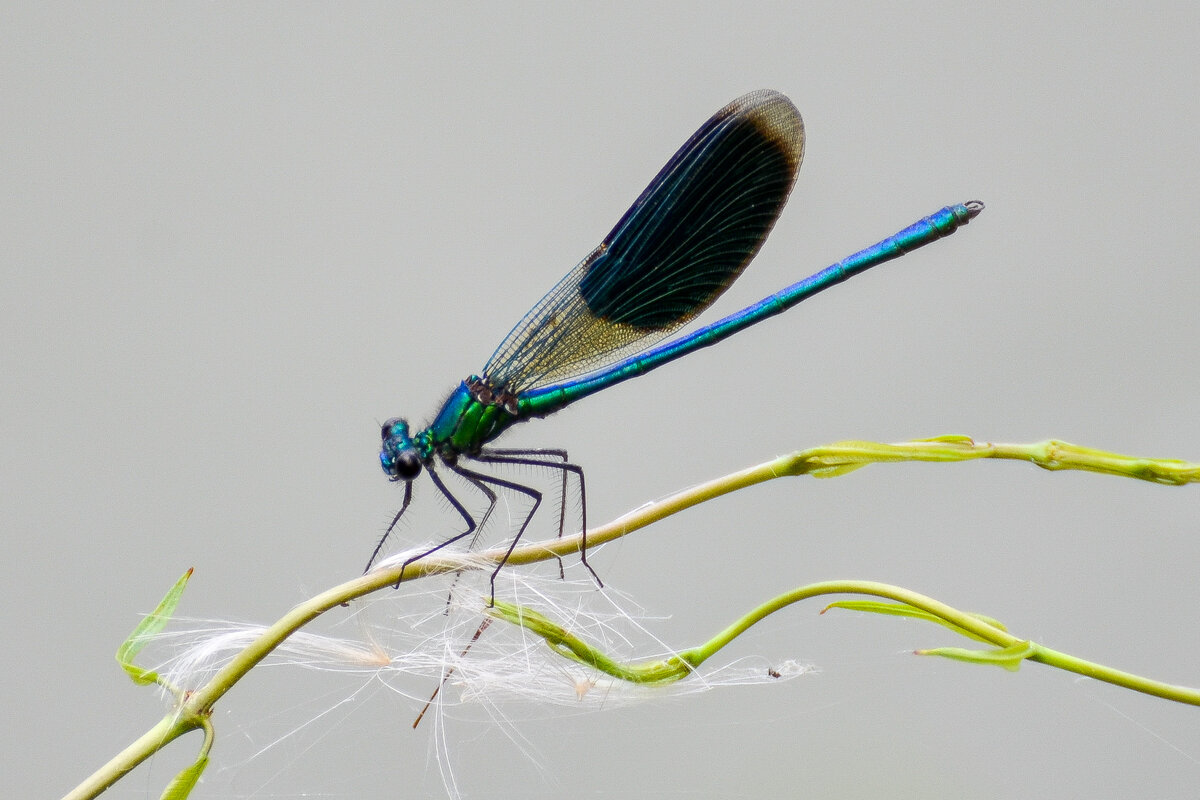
[159, 754, 208, 800]
[825, 600, 1007, 643]
[825, 600, 930, 619]
[917, 640, 1036, 672]
[117, 568, 193, 685]
[809, 462, 869, 478]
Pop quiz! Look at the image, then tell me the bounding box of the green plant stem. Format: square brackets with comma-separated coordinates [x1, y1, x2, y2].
[65, 436, 1199, 799]
[493, 580, 1200, 705]
[63, 716, 186, 800]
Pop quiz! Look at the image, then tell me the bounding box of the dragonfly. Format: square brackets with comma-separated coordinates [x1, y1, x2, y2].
[373, 89, 982, 601]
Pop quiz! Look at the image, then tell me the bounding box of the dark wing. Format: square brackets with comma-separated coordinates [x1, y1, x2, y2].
[483, 90, 804, 393]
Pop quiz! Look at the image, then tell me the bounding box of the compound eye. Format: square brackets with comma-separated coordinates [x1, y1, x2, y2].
[393, 450, 422, 481]
[381, 417, 405, 441]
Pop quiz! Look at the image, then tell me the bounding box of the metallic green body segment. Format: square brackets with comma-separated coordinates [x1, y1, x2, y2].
[517, 202, 982, 420]
[425, 381, 521, 456]
[481, 90, 804, 395]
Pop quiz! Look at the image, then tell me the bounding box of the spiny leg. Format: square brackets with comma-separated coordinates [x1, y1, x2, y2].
[364, 480, 413, 574]
[475, 449, 601, 587]
[408, 470, 504, 715]
[478, 447, 570, 578]
[395, 465, 481, 588]
[409, 458, 588, 715]
[448, 461, 547, 606]
[442, 472, 500, 608]
[457, 472, 500, 549]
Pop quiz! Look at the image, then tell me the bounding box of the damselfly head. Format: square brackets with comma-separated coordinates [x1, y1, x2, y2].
[379, 418, 422, 481]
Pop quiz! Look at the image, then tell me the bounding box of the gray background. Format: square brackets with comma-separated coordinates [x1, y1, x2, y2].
[6, 3, 1198, 798]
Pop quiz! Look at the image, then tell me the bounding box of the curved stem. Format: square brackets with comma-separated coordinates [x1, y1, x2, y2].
[495, 580, 1200, 705]
[64, 436, 1200, 799]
